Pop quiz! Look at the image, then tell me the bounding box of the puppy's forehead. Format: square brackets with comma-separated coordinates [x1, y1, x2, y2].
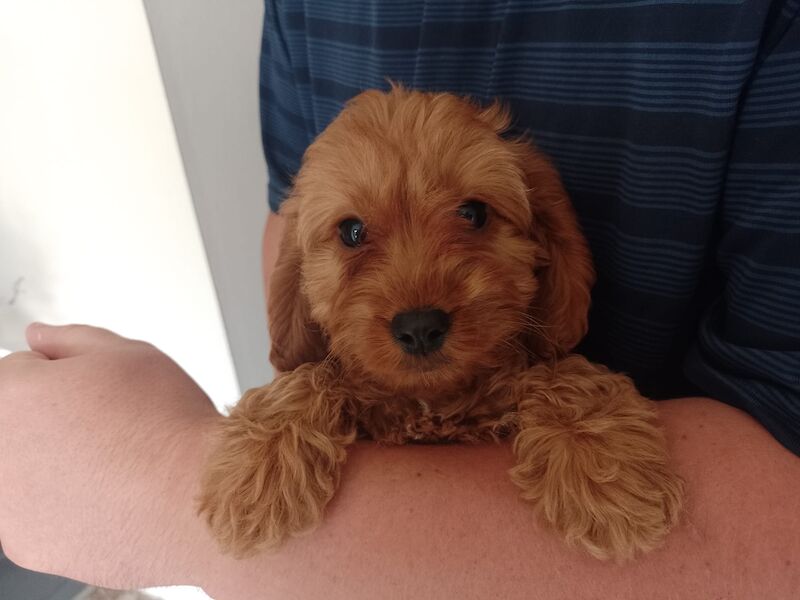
[300, 90, 531, 231]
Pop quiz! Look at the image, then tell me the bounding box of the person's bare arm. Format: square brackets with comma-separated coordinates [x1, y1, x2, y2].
[1, 325, 798, 599]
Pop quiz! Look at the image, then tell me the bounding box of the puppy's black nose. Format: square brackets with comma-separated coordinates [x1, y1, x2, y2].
[391, 309, 450, 355]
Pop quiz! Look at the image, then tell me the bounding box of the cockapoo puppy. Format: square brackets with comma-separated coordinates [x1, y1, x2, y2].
[198, 86, 683, 562]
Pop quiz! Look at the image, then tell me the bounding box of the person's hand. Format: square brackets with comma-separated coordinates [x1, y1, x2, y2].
[0, 323, 220, 588]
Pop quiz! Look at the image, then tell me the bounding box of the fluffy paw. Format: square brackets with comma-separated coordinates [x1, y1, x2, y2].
[511, 421, 683, 561]
[196, 384, 353, 556]
[510, 357, 684, 561]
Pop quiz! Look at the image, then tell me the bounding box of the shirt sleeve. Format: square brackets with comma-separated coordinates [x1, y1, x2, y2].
[684, 1, 800, 455]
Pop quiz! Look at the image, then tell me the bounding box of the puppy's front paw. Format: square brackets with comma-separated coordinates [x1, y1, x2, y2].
[196, 384, 352, 556]
[511, 421, 683, 561]
[511, 357, 683, 561]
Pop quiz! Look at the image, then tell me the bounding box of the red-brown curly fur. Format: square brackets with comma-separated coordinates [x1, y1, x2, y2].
[197, 87, 683, 561]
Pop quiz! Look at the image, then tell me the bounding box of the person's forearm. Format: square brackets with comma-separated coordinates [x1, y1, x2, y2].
[167, 397, 799, 600]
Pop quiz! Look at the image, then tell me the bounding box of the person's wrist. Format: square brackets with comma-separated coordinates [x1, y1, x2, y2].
[165, 414, 225, 583]
[116, 413, 224, 589]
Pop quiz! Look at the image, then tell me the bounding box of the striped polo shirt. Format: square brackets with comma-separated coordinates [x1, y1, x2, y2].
[259, 0, 800, 455]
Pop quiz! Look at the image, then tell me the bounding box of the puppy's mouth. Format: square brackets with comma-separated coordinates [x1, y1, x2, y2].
[400, 353, 449, 373]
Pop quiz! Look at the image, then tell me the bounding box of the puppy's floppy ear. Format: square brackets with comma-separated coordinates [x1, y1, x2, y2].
[473, 100, 593, 356]
[519, 146, 595, 358]
[267, 206, 327, 372]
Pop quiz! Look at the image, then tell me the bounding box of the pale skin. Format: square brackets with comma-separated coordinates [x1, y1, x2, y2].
[0, 212, 797, 599]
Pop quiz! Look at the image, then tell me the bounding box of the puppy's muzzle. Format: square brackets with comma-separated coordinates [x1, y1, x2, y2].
[391, 308, 450, 356]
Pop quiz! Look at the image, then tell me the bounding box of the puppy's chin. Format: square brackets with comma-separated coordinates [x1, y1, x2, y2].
[374, 364, 469, 392]
[399, 353, 450, 374]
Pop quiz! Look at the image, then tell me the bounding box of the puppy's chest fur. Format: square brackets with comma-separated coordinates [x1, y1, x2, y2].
[350, 364, 528, 445]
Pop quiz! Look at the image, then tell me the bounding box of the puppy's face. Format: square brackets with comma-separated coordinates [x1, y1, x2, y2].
[271, 89, 593, 391]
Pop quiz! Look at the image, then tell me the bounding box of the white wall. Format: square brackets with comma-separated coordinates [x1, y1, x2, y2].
[0, 1, 240, 412]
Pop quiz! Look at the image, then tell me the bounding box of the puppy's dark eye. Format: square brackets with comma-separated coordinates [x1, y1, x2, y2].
[457, 200, 487, 229]
[339, 218, 366, 247]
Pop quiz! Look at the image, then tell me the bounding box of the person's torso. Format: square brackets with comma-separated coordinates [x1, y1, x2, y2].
[261, 0, 780, 397]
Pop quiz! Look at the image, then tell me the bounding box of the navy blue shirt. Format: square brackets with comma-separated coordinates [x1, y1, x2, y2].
[260, 0, 800, 455]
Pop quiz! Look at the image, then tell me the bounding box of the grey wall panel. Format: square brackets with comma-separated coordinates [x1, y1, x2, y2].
[142, 0, 274, 393]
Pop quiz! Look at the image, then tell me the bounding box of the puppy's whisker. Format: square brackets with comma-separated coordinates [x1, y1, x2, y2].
[508, 311, 561, 352]
[495, 335, 528, 358]
[513, 312, 551, 328]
